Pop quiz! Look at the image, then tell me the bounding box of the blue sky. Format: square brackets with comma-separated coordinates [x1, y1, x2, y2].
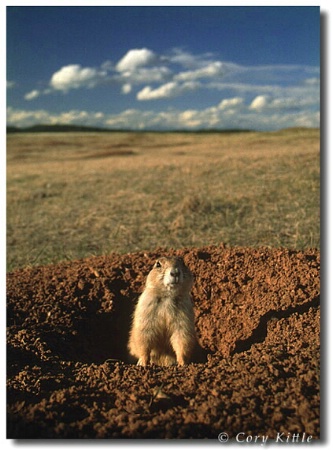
[6, 6, 320, 130]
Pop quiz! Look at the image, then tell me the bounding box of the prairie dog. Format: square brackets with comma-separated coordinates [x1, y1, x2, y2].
[128, 256, 196, 366]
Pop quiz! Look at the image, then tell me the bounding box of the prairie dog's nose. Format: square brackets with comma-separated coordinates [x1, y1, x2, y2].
[164, 264, 182, 288]
[170, 267, 180, 277]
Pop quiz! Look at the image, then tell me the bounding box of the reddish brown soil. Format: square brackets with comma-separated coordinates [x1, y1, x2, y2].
[7, 245, 320, 440]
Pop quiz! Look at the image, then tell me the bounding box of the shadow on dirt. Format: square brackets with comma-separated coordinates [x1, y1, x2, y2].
[232, 295, 320, 355]
[45, 298, 209, 365]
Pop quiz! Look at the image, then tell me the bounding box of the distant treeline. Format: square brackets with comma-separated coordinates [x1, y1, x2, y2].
[7, 124, 115, 133]
[7, 124, 253, 134]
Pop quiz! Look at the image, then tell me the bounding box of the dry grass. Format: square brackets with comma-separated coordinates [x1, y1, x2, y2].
[7, 128, 320, 271]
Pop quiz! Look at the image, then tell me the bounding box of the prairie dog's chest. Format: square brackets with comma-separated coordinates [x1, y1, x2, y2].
[141, 290, 178, 319]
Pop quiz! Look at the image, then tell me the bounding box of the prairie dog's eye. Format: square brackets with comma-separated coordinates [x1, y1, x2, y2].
[155, 260, 162, 268]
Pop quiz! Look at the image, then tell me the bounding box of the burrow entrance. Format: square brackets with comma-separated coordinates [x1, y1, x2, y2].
[7, 247, 320, 367]
[47, 300, 209, 365]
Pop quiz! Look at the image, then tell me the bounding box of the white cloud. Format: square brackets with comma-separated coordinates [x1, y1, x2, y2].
[249, 95, 269, 111]
[178, 110, 203, 128]
[119, 66, 171, 85]
[136, 84, 168, 100]
[168, 48, 215, 69]
[6, 107, 105, 128]
[105, 109, 162, 129]
[114, 48, 173, 91]
[175, 61, 224, 81]
[7, 107, 53, 127]
[50, 64, 107, 92]
[18, 48, 320, 113]
[218, 97, 244, 110]
[137, 81, 200, 100]
[121, 83, 132, 94]
[137, 82, 176, 100]
[8, 47, 320, 131]
[7, 96, 320, 131]
[49, 110, 89, 124]
[24, 89, 41, 101]
[116, 48, 157, 72]
[248, 94, 318, 113]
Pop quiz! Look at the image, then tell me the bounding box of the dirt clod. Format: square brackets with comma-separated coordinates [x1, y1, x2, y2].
[7, 245, 320, 439]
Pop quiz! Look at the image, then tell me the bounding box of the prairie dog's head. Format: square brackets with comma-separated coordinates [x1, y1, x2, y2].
[146, 257, 193, 293]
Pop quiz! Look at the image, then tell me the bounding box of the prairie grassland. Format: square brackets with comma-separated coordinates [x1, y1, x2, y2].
[7, 128, 320, 271]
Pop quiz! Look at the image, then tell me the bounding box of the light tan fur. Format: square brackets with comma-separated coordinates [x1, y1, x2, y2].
[128, 256, 197, 366]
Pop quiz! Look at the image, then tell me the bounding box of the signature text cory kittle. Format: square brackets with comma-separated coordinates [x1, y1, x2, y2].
[235, 432, 312, 444]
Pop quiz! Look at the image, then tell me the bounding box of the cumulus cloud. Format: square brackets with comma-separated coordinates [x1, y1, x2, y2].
[119, 66, 172, 85]
[175, 61, 224, 81]
[114, 48, 172, 90]
[116, 48, 158, 72]
[105, 108, 157, 129]
[24, 89, 41, 101]
[10, 47, 319, 130]
[178, 110, 202, 128]
[121, 84, 132, 94]
[137, 81, 200, 100]
[19, 47, 320, 113]
[137, 83, 175, 100]
[39, 50, 170, 98]
[7, 107, 54, 127]
[6, 106, 105, 128]
[7, 95, 320, 131]
[50, 64, 108, 92]
[218, 97, 244, 110]
[249, 95, 269, 110]
[7, 80, 16, 89]
[248, 94, 318, 113]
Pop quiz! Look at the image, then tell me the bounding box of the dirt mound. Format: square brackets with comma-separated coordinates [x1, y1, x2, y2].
[7, 245, 320, 440]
